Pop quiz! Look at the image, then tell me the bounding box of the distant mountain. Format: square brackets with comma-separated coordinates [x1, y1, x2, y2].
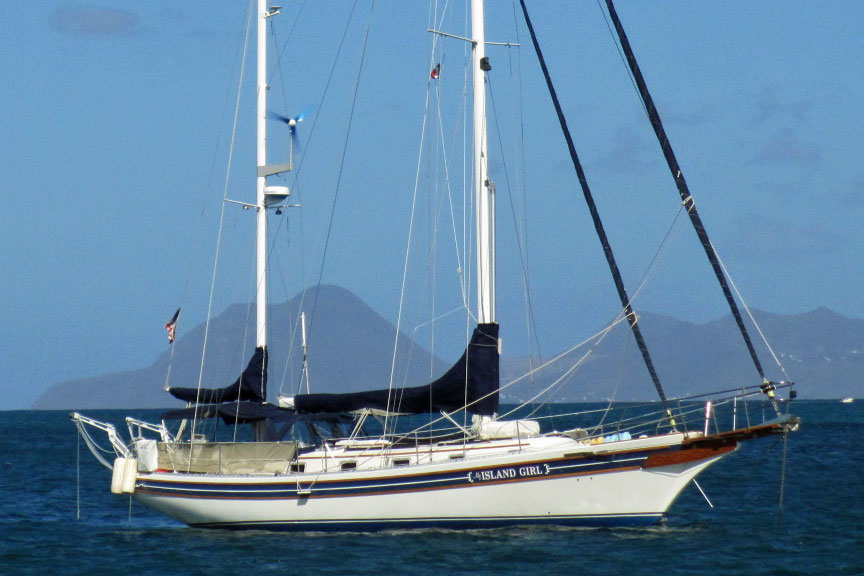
[499, 307, 864, 403]
[33, 285, 447, 410]
[34, 287, 863, 409]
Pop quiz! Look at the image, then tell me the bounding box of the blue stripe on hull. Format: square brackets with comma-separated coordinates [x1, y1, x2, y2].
[191, 513, 663, 532]
[137, 451, 656, 501]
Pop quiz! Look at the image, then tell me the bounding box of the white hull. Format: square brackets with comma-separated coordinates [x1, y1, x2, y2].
[132, 433, 734, 530]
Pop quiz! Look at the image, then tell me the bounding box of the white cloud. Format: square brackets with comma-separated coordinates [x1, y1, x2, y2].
[50, 6, 139, 37]
[752, 128, 820, 166]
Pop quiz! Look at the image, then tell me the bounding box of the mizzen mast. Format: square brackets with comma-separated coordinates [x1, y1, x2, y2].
[255, 1, 284, 350]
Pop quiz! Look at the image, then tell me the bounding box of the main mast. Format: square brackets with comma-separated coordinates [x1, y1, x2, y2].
[256, 0, 269, 350]
[472, 0, 495, 325]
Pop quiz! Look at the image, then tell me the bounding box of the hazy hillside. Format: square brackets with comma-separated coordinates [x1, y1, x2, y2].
[34, 287, 863, 409]
[34, 285, 446, 410]
[500, 307, 863, 403]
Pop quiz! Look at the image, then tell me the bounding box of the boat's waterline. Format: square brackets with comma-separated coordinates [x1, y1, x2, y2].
[187, 513, 665, 531]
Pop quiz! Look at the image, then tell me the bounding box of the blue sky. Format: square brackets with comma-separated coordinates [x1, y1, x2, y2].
[2, 1, 862, 409]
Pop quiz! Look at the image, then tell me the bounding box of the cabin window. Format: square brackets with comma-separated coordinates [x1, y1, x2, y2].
[290, 463, 305, 473]
[341, 461, 357, 471]
[289, 422, 319, 447]
[312, 419, 355, 441]
[393, 458, 410, 467]
[449, 453, 465, 461]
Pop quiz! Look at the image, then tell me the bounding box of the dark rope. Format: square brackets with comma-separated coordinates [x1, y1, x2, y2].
[518, 0, 670, 412]
[778, 430, 789, 521]
[604, 0, 766, 380]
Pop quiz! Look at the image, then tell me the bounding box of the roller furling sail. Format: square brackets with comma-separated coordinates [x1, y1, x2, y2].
[604, 0, 766, 380]
[518, 0, 670, 410]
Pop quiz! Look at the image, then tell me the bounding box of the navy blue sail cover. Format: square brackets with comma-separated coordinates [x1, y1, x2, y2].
[160, 402, 354, 442]
[168, 346, 267, 404]
[161, 402, 348, 426]
[293, 323, 499, 416]
[161, 401, 289, 424]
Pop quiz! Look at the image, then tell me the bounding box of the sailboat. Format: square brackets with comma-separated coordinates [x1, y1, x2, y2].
[72, 0, 799, 530]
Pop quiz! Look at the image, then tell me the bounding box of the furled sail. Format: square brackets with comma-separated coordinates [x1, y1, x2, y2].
[292, 323, 499, 415]
[168, 347, 268, 404]
[603, 0, 766, 382]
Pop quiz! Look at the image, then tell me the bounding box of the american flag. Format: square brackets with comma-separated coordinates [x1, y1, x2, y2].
[165, 308, 180, 343]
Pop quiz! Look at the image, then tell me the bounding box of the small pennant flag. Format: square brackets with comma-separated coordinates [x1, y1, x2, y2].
[165, 308, 180, 344]
[430, 63, 440, 80]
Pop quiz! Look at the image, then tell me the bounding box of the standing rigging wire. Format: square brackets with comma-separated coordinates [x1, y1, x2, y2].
[293, 0, 366, 360]
[497, 314, 631, 420]
[426, 0, 475, 324]
[389, 0, 459, 422]
[409, 0, 478, 423]
[389, 0, 453, 432]
[486, 60, 555, 415]
[161, 1, 256, 394]
[505, 1, 546, 414]
[248, 0, 363, 400]
[426, 4, 481, 393]
[432, 67, 471, 313]
[191, 0, 256, 442]
[269, 0, 306, 82]
[712, 242, 791, 380]
[229, 243, 258, 442]
[461, 0, 470, 354]
[427, 2, 441, 387]
[263, 16, 305, 401]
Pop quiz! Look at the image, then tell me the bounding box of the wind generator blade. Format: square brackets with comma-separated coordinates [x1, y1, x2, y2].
[268, 110, 293, 124]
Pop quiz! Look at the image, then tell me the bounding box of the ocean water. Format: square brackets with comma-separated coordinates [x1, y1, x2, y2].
[1, 402, 862, 575]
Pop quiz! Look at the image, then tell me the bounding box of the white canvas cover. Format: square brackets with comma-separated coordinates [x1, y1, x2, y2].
[156, 441, 297, 474]
[473, 418, 540, 440]
[135, 438, 159, 472]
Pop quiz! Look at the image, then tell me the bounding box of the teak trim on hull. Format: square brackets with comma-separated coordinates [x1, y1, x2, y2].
[683, 418, 799, 450]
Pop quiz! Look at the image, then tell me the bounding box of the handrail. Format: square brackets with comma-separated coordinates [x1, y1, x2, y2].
[126, 417, 174, 443]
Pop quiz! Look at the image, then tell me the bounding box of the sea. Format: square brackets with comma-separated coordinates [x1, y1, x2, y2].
[1, 401, 861, 576]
